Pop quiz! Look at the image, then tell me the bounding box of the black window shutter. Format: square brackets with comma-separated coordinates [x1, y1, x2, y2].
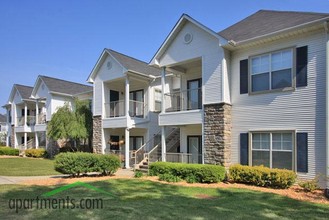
[240, 133, 249, 165]
[296, 46, 308, 87]
[240, 59, 248, 94]
[297, 133, 308, 172]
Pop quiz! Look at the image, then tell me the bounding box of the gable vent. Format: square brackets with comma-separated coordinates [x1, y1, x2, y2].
[107, 61, 112, 70]
[184, 33, 193, 44]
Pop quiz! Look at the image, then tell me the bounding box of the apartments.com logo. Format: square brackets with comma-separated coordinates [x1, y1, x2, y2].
[8, 182, 115, 213]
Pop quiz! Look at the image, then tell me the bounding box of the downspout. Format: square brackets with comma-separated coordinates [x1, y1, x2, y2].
[324, 20, 329, 197]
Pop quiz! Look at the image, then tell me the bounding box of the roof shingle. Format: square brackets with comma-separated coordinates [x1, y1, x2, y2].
[106, 49, 162, 76]
[14, 84, 33, 100]
[219, 10, 329, 43]
[40, 75, 92, 96]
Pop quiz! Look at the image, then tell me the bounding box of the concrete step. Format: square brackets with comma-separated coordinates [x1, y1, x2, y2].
[137, 168, 148, 173]
[139, 164, 149, 169]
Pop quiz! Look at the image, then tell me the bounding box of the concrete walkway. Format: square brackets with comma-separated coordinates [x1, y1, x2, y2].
[0, 169, 134, 185]
[0, 175, 68, 185]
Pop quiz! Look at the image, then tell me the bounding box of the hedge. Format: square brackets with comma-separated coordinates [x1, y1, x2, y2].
[0, 147, 19, 156]
[25, 149, 47, 158]
[229, 164, 297, 189]
[149, 162, 226, 183]
[54, 152, 121, 177]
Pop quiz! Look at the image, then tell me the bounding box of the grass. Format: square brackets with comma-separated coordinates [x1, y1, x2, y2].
[0, 158, 60, 176]
[0, 179, 328, 219]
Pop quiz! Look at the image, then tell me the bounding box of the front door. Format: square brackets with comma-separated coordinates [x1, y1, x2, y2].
[110, 90, 120, 117]
[187, 79, 202, 110]
[187, 136, 202, 163]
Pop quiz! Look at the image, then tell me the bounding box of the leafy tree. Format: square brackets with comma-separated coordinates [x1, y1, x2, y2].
[47, 100, 93, 152]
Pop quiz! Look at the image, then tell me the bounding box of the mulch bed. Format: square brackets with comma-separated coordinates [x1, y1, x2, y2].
[18, 174, 329, 205]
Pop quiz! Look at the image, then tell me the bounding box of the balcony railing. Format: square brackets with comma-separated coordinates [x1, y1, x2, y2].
[164, 88, 202, 112]
[104, 100, 145, 118]
[129, 100, 144, 118]
[37, 113, 46, 124]
[27, 116, 36, 126]
[165, 153, 202, 164]
[16, 116, 36, 126]
[105, 100, 125, 118]
[16, 117, 25, 126]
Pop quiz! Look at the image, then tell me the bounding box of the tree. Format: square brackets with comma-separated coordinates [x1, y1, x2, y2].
[47, 100, 93, 152]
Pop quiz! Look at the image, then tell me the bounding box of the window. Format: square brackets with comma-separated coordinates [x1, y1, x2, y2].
[251, 132, 294, 170]
[251, 49, 293, 92]
[154, 89, 162, 112]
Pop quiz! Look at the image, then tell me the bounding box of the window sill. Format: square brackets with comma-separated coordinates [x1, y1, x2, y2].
[248, 86, 295, 96]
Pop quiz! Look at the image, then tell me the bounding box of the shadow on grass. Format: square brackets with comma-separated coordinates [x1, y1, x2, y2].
[0, 179, 328, 219]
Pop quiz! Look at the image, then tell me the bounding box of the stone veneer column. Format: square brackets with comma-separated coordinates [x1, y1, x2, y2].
[204, 103, 232, 167]
[10, 125, 15, 148]
[92, 116, 102, 154]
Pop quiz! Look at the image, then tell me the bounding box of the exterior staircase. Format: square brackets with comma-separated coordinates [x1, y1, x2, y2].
[18, 138, 35, 156]
[166, 128, 180, 153]
[133, 127, 180, 173]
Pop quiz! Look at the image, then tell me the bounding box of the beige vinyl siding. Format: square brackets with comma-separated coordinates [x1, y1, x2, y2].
[230, 29, 326, 183]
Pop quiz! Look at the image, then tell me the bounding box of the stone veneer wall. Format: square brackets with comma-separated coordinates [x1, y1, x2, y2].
[93, 116, 102, 154]
[204, 103, 232, 167]
[10, 125, 15, 148]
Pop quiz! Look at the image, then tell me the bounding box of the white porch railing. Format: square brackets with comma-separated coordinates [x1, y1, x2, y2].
[165, 153, 202, 164]
[16, 116, 36, 126]
[129, 100, 145, 118]
[27, 116, 36, 126]
[105, 100, 125, 118]
[16, 117, 25, 126]
[104, 100, 146, 118]
[37, 113, 46, 124]
[164, 88, 202, 112]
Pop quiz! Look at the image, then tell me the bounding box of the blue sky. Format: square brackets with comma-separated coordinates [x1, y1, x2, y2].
[1, 0, 328, 114]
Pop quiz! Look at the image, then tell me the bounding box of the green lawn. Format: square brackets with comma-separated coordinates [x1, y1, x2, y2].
[0, 179, 328, 219]
[0, 158, 60, 176]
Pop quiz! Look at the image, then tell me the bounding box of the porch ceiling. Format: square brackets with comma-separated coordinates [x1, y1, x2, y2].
[169, 58, 201, 73]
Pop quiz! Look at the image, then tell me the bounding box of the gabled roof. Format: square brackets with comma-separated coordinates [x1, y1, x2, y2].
[6, 84, 33, 105]
[87, 48, 162, 82]
[150, 14, 227, 66]
[14, 84, 33, 100]
[38, 75, 92, 96]
[219, 10, 329, 44]
[106, 49, 162, 76]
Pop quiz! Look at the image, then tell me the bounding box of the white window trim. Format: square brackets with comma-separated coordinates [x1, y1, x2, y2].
[249, 47, 296, 94]
[248, 130, 296, 171]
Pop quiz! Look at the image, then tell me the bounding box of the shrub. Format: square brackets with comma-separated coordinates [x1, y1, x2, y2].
[149, 162, 226, 183]
[298, 176, 319, 192]
[134, 170, 143, 178]
[25, 149, 47, 158]
[159, 173, 182, 182]
[96, 154, 121, 176]
[0, 147, 19, 156]
[229, 164, 297, 189]
[185, 174, 198, 183]
[54, 152, 120, 177]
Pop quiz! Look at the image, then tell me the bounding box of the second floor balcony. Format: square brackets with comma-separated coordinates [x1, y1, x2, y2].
[164, 88, 202, 112]
[17, 116, 36, 127]
[104, 100, 146, 118]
